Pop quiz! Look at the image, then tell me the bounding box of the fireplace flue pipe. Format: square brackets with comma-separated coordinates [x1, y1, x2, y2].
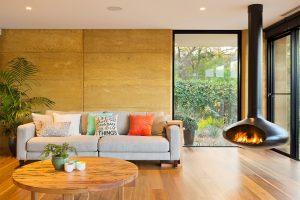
[248, 4, 263, 118]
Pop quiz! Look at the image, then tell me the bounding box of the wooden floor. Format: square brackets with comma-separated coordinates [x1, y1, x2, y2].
[1, 147, 300, 200]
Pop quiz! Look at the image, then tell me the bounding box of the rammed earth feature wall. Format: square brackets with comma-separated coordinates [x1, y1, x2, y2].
[0, 29, 172, 114]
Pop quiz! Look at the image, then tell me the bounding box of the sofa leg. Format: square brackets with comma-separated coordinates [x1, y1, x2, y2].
[173, 160, 179, 168]
[19, 160, 25, 166]
[178, 159, 181, 164]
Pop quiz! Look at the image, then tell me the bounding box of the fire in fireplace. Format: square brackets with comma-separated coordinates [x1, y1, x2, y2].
[223, 4, 288, 148]
[233, 131, 263, 144]
[225, 123, 265, 145]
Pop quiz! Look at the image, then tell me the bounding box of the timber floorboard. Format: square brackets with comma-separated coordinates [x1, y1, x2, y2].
[1, 148, 300, 200]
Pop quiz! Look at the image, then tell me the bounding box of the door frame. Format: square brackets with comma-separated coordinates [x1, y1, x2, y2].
[267, 29, 300, 159]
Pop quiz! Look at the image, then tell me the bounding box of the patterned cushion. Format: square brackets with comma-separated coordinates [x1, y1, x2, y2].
[53, 113, 81, 136]
[37, 121, 71, 137]
[87, 113, 113, 135]
[32, 113, 53, 136]
[95, 115, 118, 136]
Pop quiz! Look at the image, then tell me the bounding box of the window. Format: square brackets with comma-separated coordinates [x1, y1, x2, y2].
[173, 31, 241, 146]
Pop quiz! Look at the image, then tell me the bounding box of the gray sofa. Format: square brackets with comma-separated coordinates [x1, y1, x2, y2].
[17, 111, 182, 167]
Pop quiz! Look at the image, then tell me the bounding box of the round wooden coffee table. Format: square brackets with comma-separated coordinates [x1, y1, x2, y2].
[12, 157, 138, 200]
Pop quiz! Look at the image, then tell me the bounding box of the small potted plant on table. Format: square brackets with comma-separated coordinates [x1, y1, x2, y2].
[41, 143, 77, 170]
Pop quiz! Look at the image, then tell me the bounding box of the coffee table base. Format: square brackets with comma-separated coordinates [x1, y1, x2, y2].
[31, 186, 125, 200]
[31, 191, 38, 200]
[119, 186, 124, 200]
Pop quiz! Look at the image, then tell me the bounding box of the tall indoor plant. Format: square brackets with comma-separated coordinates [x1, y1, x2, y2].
[0, 57, 54, 156]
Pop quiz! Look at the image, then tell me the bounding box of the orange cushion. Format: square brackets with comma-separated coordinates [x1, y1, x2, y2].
[128, 114, 154, 136]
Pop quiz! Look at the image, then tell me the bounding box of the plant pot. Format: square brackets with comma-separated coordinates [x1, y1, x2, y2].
[8, 137, 17, 157]
[51, 156, 69, 171]
[184, 130, 195, 146]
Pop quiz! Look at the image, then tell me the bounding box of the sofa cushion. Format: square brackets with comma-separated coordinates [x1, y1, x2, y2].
[87, 112, 108, 135]
[32, 113, 54, 136]
[110, 112, 130, 135]
[46, 110, 86, 134]
[108, 112, 147, 135]
[128, 114, 154, 136]
[147, 112, 171, 135]
[99, 135, 169, 153]
[37, 121, 71, 137]
[95, 115, 118, 136]
[46, 110, 103, 135]
[27, 135, 99, 152]
[53, 113, 81, 136]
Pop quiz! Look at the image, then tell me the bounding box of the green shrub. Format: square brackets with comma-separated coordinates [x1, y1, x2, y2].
[207, 125, 221, 138]
[198, 116, 224, 129]
[174, 79, 237, 121]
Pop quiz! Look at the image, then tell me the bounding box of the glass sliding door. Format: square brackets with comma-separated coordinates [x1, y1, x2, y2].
[173, 32, 240, 146]
[298, 29, 300, 158]
[266, 13, 300, 160]
[272, 35, 291, 154]
[268, 30, 299, 158]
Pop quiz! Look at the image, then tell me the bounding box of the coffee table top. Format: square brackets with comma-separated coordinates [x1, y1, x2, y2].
[12, 157, 138, 194]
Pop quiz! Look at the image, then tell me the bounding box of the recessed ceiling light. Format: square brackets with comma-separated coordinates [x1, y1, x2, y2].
[200, 7, 206, 11]
[25, 6, 32, 11]
[107, 6, 122, 11]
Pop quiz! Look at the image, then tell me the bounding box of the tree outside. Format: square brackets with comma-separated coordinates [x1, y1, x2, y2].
[174, 44, 238, 146]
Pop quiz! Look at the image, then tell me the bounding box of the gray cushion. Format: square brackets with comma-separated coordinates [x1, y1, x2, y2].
[113, 112, 130, 135]
[99, 135, 169, 153]
[27, 135, 99, 152]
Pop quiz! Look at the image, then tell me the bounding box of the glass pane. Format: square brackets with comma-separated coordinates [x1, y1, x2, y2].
[274, 95, 290, 154]
[274, 36, 291, 93]
[299, 30, 300, 158]
[273, 35, 291, 154]
[174, 34, 239, 146]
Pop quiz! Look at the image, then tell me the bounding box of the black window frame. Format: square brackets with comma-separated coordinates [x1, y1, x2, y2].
[266, 12, 300, 160]
[172, 30, 242, 128]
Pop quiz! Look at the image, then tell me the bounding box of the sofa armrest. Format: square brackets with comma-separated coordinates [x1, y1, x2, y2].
[166, 120, 183, 129]
[166, 125, 181, 160]
[17, 123, 35, 160]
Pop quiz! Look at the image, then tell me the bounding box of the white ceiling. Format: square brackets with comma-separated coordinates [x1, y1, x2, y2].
[0, 0, 299, 29]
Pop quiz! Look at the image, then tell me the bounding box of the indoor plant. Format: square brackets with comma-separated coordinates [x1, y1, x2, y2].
[41, 143, 77, 170]
[0, 57, 54, 156]
[175, 114, 198, 145]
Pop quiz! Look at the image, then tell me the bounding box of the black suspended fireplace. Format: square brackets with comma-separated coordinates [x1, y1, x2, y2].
[223, 4, 288, 148]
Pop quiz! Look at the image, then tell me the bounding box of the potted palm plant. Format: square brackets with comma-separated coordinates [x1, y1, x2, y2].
[0, 57, 54, 156]
[175, 114, 198, 145]
[41, 143, 77, 170]
[183, 116, 198, 145]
